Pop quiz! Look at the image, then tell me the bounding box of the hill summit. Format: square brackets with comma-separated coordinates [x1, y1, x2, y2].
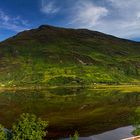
[0, 25, 140, 86]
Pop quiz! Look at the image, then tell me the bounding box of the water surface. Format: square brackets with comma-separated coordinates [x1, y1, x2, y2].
[63, 126, 134, 140]
[0, 86, 140, 139]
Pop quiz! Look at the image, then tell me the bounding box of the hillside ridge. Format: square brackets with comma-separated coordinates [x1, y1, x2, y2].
[1, 24, 140, 44]
[0, 24, 140, 86]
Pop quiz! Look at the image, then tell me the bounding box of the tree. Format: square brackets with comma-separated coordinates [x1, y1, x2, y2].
[0, 124, 7, 140]
[12, 113, 48, 140]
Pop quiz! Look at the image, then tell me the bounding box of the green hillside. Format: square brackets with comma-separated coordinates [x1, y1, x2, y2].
[0, 25, 140, 87]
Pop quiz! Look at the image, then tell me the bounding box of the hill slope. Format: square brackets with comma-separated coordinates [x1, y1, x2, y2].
[0, 25, 140, 86]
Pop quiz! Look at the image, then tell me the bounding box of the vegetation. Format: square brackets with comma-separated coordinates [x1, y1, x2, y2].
[0, 113, 79, 140]
[0, 113, 48, 140]
[0, 124, 7, 140]
[0, 25, 139, 87]
[70, 131, 79, 140]
[12, 113, 48, 140]
[132, 108, 140, 135]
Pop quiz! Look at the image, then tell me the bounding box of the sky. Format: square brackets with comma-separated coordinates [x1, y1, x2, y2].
[0, 0, 140, 41]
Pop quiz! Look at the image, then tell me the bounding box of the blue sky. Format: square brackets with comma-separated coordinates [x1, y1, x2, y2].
[0, 0, 140, 41]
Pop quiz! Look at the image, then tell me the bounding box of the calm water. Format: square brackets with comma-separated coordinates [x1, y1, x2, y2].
[0, 87, 140, 139]
[63, 126, 134, 140]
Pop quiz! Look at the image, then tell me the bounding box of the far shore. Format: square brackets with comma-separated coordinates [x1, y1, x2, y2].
[0, 83, 140, 92]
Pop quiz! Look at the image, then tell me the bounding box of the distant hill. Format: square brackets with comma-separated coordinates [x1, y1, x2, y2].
[0, 25, 140, 86]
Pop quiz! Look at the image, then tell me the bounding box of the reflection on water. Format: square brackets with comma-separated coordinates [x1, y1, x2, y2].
[0, 87, 140, 139]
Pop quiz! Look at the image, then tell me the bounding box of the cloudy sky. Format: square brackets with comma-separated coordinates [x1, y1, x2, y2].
[0, 0, 140, 41]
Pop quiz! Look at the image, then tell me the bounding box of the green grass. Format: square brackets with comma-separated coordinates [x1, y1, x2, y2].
[0, 25, 140, 86]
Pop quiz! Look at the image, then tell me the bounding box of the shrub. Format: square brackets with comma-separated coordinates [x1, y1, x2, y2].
[132, 108, 140, 135]
[0, 124, 7, 140]
[12, 113, 48, 140]
[70, 131, 79, 140]
[47, 76, 84, 85]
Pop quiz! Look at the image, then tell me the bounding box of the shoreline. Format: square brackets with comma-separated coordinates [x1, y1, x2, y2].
[0, 83, 140, 92]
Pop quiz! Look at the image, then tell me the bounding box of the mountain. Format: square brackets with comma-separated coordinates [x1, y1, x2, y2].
[0, 25, 140, 87]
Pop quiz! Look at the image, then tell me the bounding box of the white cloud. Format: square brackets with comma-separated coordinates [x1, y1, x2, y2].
[0, 10, 10, 23]
[71, 0, 108, 27]
[104, 0, 140, 38]
[0, 10, 28, 32]
[41, 0, 60, 14]
[70, 0, 140, 39]
[137, 12, 140, 18]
